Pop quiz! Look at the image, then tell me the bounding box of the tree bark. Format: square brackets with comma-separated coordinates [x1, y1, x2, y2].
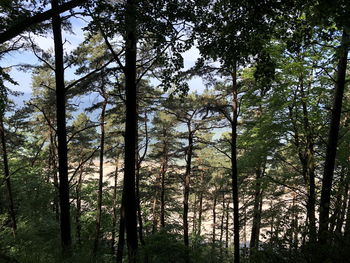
[335, 172, 349, 235]
[93, 97, 107, 256]
[0, 117, 16, 236]
[75, 167, 83, 245]
[52, 0, 71, 253]
[300, 81, 317, 245]
[49, 129, 59, 221]
[319, 29, 349, 246]
[183, 125, 193, 249]
[220, 193, 225, 259]
[230, 65, 240, 263]
[135, 163, 144, 245]
[250, 167, 262, 250]
[116, 193, 126, 263]
[160, 149, 168, 228]
[197, 171, 204, 236]
[123, 0, 138, 260]
[212, 193, 217, 250]
[111, 156, 120, 254]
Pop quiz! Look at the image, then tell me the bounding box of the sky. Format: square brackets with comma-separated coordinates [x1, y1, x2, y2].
[2, 15, 205, 102]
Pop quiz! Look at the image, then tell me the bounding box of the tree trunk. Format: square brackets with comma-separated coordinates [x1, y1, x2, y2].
[136, 163, 144, 245]
[220, 193, 225, 259]
[52, 0, 71, 253]
[93, 98, 107, 256]
[250, 168, 262, 250]
[335, 172, 349, 235]
[123, 0, 138, 260]
[319, 29, 349, 246]
[183, 123, 194, 263]
[49, 130, 59, 221]
[160, 150, 167, 228]
[344, 182, 350, 237]
[111, 156, 120, 254]
[193, 194, 197, 235]
[329, 167, 345, 234]
[0, 117, 16, 236]
[300, 81, 317, 245]
[76, 167, 83, 245]
[151, 170, 161, 233]
[225, 199, 229, 250]
[197, 171, 204, 236]
[212, 193, 217, 249]
[183, 126, 193, 249]
[116, 193, 126, 263]
[230, 65, 240, 263]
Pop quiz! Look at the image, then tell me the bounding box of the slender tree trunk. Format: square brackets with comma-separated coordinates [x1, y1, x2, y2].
[52, 0, 71, 253]
[344, 183, 350, 237]
[335, 173, 349, 234]
[197, 171, 204, 236]
[123, 0, 138, 260]
[220, 193, 225, 259]
[292, 195, 299, 249]
[93, 99, 107, 256]
[329, 167, 345, 233]
[151, 170, 161, 233]
[50, 130, 60, 221]
[0, 117, 16, 236]
[135, 163, 144, 245]
[193, 194, 197, 235]
[230, 65, 240, 263]
[111, 156, 120, 254]
[183, 127, 193, 249]
[160, 151, 167, 228]
[116, 193, 126, 263]
[212, 193, 217, 249]
[76, 167, 83, 245]
[300, 82, 317, 245]
[225, 199, 229, 250]
[250, 168, 262, 250]
[319, 30, 349, 247]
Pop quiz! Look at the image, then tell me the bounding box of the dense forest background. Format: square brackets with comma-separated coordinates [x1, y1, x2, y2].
[0, 0, 350, 262]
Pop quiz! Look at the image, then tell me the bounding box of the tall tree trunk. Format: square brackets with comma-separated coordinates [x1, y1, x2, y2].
[0, 117, 16, 236]
[212, 193, 217, 249]
[116, 193, 126, 263]
[93, 98, 107, 256]
[49, 130, 59, 221]
[344, 182, 350, 237]
[220, 193, 225, 259]
[111, 156, 120, 254]
[135, 163, 144, 245]
[250, 167, 262, 250]
[291, 194, 299, 249]
[197, 171, 204, 236]
[230, 65, 240, 263]
[319, 29, 349, 246]
[52, 0, 71, 253]
[329, 167, 345, 234]
[160, 150, 167, 228]
[225, 199, 229, 250]
[183, 126, 193, 249]
[123, 0, 138, 260]
[193, 194, 197, 235]
[300, 82, 317, 245]
[335, 172, 349, 234]
[151, 170, 161, 233]
[76, 167, 83, 245]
